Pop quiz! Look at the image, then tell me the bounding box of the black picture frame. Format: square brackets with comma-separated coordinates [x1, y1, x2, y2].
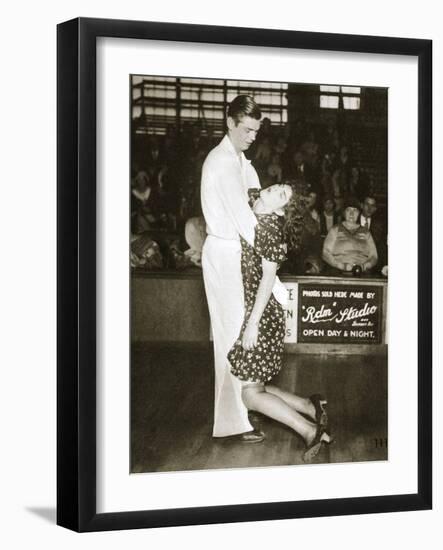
[57, 17, 432, 532]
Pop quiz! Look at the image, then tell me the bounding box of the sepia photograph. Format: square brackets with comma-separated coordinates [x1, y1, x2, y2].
[129, 75, 388, 473]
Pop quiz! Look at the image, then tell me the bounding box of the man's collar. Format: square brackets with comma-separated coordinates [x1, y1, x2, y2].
[220, 134, 251, 163]
[220, 134, 234, 153]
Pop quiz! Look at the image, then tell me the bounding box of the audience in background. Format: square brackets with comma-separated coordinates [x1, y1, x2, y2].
[131, 117, 387, 275]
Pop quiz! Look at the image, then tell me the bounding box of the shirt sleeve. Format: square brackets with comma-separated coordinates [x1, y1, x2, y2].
[254, 219, 286, 264]
[215, 165, 259, 247]
[246, 160, 260, 190]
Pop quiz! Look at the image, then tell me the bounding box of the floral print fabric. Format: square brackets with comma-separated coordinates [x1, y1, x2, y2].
[228, 206, 287, 383]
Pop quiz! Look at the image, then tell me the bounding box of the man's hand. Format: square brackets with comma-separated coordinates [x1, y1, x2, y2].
[242, 321, 259, 351]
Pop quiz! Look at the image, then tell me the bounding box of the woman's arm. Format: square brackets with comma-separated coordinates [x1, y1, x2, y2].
[362, 232, 378, 271]
[242, 258, 278, 350]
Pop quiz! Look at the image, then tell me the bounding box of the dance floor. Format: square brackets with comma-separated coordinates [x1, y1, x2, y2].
[131, 344, 388, 473]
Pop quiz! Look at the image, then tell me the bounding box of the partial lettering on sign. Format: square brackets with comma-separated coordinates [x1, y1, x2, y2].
[283, 282, 298, 343]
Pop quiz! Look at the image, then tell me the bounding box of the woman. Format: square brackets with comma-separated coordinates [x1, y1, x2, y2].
[228, 183, 332, 462]
[322, 196, 378, 273]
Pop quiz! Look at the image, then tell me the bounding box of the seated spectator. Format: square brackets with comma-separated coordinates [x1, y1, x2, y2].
[301, 130, 320, 166]
[298, 205, 324, 275]
[349, 166, 370, 202]
[274, 135, 287, 156]
[183, 216, 206, 267]
[332, 167, 347, 201]
[331, 145, 352, 198]
[260, 117, 273, 139]
[320, 121, 340, 155]
[305, 153, 322, 193]
[177, 173, 201, 228]
[168, 238, 195, 270]
[334, 144, 351, 172]
[319, 195, 341, 237]
[334, 195, 344, 219]
[130, 233, 163, 269]
[155, 165, 179, 231]
[267, 153, 283, 184]
[320, 150, 336, 178]
[131, 170, 156, 234]
[284, 149, 321, 195]
[254, 136, 272, 168]
[319, 171, 335, 199]
[145, 135, 165, 173]
[359, 194, 387, 266]
[284, 149, 306, 180]
[322, 196, 378, 274]
[307, 191, 321, 227]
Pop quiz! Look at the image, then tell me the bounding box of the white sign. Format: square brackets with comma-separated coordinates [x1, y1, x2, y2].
[283, 282, 298, 343]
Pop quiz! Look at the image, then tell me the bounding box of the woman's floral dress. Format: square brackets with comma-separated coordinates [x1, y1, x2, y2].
[228, 190, 287, 383]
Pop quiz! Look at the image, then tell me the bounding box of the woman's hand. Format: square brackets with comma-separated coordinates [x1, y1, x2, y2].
[242, 321, 259, 351]
[346, 252, 367, 264]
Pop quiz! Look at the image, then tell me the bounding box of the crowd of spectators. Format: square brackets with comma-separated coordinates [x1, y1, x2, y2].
[130, 117, 387, 275]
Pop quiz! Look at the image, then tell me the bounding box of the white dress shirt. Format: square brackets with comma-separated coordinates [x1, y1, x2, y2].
[360, 214, 371, 229]
[201, 135, 259, 245]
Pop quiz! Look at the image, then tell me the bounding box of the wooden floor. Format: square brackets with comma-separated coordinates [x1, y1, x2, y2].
[131, 344, 388, 473]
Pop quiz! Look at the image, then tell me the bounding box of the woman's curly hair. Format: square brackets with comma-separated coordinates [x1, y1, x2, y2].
[282, 179, 311, 253]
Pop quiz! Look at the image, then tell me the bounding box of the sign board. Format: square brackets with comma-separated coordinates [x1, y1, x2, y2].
[297, 283, 383, 344]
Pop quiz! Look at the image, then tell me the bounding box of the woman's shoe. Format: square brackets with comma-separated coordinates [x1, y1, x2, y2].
[309, 394, 328, 428]
[303, 425, 333, 463]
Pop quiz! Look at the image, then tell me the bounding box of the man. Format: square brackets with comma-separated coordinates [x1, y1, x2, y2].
[319, 194, 340, 237]
[201, 95, 285, 442]
[359, 195, 387, 267]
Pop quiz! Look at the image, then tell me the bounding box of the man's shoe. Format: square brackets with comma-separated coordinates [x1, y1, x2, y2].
[216, 429, 265, 444]
[238, 429, 265, 443]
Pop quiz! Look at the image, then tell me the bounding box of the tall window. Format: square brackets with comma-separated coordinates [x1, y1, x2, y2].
[132, 76, 288, 134]
[319, 85, 361, 110]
